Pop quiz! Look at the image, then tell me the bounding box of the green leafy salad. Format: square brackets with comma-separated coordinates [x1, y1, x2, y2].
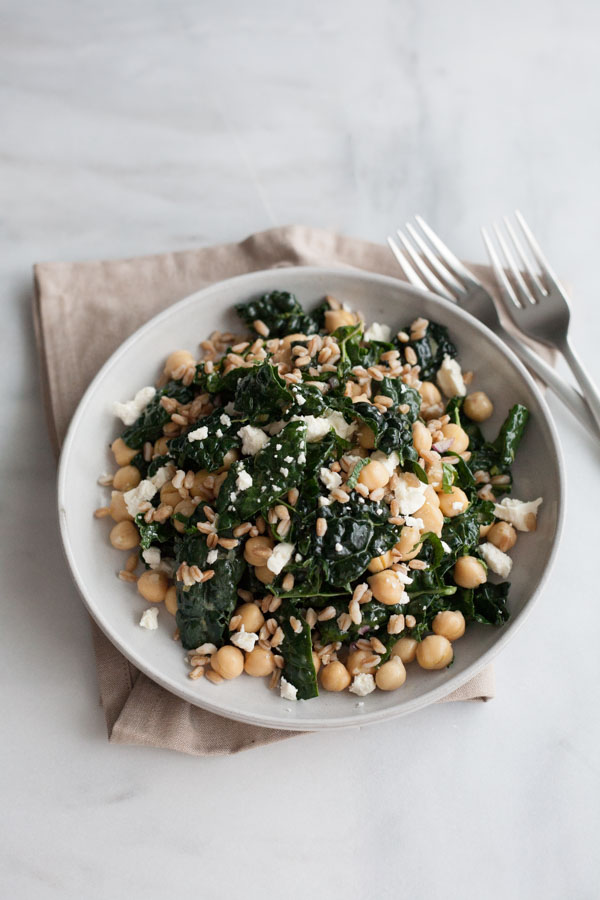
[97, 291, 543, 702]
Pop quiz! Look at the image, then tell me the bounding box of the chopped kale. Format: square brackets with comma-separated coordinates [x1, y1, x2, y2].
[121, 381, 194, 449]
[235, 291, 319, 338]
[279, 602, 319, 699]
[167, 408, 241, 471]
[400, 321, 458, 381]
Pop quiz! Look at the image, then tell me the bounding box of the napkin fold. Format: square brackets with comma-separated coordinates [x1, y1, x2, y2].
[34, 225, 509, 757]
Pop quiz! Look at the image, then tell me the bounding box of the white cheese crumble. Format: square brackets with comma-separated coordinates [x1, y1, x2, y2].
[149, 465, 175, 490]
[441, 540, 452, 553]
[206, 549, 218, 564]
[267, 542, 295, 575]
[298, 452, 306, 464]
[142, 547, 161, 569]
[436, 355, 467, 398]
[187, 425, 208, 442]
[452, 501, 464, 511]
[219, 413, 231, 427]
[394, 475, 427, 515]
[291, 412, 356, 443]
[279, 676, 298, 701]
[349, 673, 376, 696]
[404, 515, 424, 529]
[319, 467, 342, 491]
[237, 425, 269, 455]
[112, 386, 156, 425]
[335, 542, 343, 552]
[139, 608, 159, 630]
[236, 469, 253, 491]
[364, 322, 392, 342]
[318, 496, 332, 507]
[216, 429, 223, 438]
[479, 542, 513, 578]
[230, 627, 258, 652]
[493, 497, 543, 532]
[295, 392, 306, 406]
[124, 480, 157, 517]
[280, 467, 289, 477]
[371, 450, 400, 478]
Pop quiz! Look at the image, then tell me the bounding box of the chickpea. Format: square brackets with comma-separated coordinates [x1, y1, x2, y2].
[464, 391, 494, 422]
[154, 436, 169, 456]
[414, 501, 444, 537]
[320, 661, 351, 692]
[479, 523, 493, 538]
[454, 555, 487, 589]
[221, 449, 239, 470]
[109, 520, 139, 550]
[356, 423, 376, 449]
[432, 610, 466, 642]
[412, 420, 433, 455]
[346, 649, 373, 675]
[419, 381, 442, 407]
[368, 549, 394, 573]
[244, 535, 274, 566]
[173, 499, 196, 533]
[395, 525, 422, 561]
[244, 646, 275, 677]
[165, 585, 178, 616]
[109, 490, 133, 522]
[137, 570, 169, 603]
[488, 521, 517, 553]
[191, 470, 210, 498]
[312, 650, 321, 675]
[211, 645, 244, 680]
[358, 459, 390, 491]
[164, 349, 195, 379]
[375, 657, 407, 691]
[254, 565, 275, 585]
[424, 485, 440, 508]
[111, 437, 138, 467]
[160, 481, 182, 508]
[234, 602, 264, 633]
[112, 465, 141, 493]
[324, 309, 357, 333]
[425, 459, 443, 491]
[441, 423, 469, 454]
[391, 637, 418, 664]
[438, 486, 470, 518]
[416, 635, 454, 670]
[368, 570, 405, 605]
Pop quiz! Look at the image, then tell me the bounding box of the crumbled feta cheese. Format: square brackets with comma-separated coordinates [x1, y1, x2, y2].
[452, 501, 464, 511]
[284, 456, 294, 464]
[320, 467, 342, 490]
[364, 322, 392, 342]
[280, 467, 289, 477]
[394, 569, 413, 585]
[187, 425, 208, 442]
[291, 413, 356, 443]
[216, 429, 223, 438]
[318, 496, 332, 507]
[142, 547, 161, 569]
[112, 386, 156, 425]
[298, 452, 306, 464]
[493, 497, 543, 532]
[124, 479, 157, 517]
[441, 541, 452, 553]
[294, 553, 302, 562]
[275, 444, 282, 450]
[436, 355, 467, 398]
[295, 393, 306, 406]
[394, 474, 427, 515]
[479, 542, 513, 578]
[325, 412, 357, 441]
[280, 676, 298, 701]
[230, 627, 258, 652]
[237, 425, 269, 455]
[236, 469, 253, 491]
[371, 450, 400, 478]
[349, 673, 376, 696]
[196, 643, 217, 655]
[335, 542, 343, 552]
[149, 465, 175, 489]
[219, 413, 231, 427]
[139, 608, 159, 630]
[267, 542, 295, 575]
[206, 549, 218, 564]
[404, 515, 423, 529]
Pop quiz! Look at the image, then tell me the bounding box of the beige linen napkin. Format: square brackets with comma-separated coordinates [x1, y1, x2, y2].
[34, 225, 510, 757]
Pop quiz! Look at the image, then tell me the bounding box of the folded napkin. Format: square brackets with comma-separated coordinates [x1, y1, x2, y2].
[34, 225, 519, 756]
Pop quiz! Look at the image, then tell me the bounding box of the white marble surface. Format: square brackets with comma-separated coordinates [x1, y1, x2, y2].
[2, 1, 599, 897]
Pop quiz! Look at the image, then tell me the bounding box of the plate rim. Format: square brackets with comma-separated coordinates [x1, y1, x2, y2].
[57, 265, 565, 731]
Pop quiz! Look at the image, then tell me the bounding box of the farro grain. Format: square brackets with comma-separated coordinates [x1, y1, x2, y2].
[94, 507, 110, 518]
[317, 606, 336, 622]
[405, 615, 416, 628]
[189, 666, 205, 680]
[316, 517, 327, 537]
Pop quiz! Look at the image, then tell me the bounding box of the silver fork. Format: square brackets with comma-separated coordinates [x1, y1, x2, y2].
[387, 216, 596, 433]
[482, 210, 600, 433]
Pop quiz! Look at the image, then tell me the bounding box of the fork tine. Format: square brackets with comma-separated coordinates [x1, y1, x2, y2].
[395, 230, 455, 301]
[493, 223, 536, 305]
[514, 210, 563, 294]
[386, 236, 430, 292]
[404, 222, 467, 297]
[502, 216, 547, 298]
[414, 215, 482, 287]
[480, 227, 521, 309]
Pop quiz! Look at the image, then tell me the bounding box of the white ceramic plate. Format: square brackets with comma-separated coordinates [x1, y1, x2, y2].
[58, 266, 564, 731]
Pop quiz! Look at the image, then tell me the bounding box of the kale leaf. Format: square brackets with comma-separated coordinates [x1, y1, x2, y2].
[400, 321, 458, 381]
[167, 408, 241, 472]
[121, 381, 195, 449]
[455, 582, 510, 626]
[233, 363, 292, 423]
[235, 291, 319, 338]
[280, 601, 319, 700]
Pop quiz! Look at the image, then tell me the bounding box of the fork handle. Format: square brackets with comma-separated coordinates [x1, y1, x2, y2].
[499, 330, 599, 434]
[560, 340, 600, 433]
